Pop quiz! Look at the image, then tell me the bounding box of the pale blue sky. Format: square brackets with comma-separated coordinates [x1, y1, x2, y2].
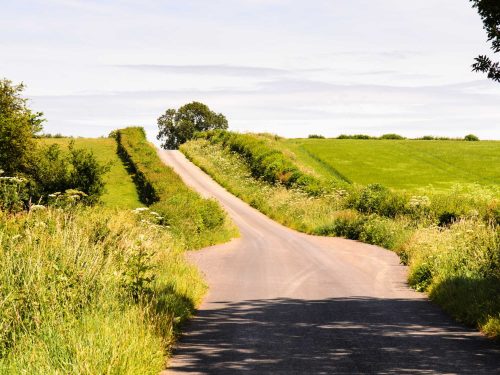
[1, 0, 499, 139]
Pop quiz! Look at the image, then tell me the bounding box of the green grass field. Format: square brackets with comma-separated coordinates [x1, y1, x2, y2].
[284, 139, 500, 191]
[40, 138, 142, 208]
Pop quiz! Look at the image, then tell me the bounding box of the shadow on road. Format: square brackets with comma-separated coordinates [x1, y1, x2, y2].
[168, 297, 500, 374]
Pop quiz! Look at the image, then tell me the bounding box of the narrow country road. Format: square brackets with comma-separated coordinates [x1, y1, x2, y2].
[158, 150, 500, 375]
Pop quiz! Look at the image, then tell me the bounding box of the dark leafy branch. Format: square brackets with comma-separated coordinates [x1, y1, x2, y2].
[470, 0, 500, 82]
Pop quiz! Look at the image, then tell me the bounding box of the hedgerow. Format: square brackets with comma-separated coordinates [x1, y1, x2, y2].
[199, 130, 327, 195]
[116, 127, 237, 249]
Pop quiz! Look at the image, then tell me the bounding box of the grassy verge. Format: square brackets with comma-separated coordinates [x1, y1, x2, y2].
[0, 130, 237, 373]
[115, 127, 238, 250]
[181, 135, 500, 339]
[39, 137, 142, 209]
[0, 207, 206, 373]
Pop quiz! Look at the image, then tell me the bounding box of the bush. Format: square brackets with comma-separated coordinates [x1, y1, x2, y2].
[315, 211, 410, 250]
[359, 215, 410, 250]
[464, 134, 480, 141]
[349, 183, 408, 218]
[308, 134, 325, 139]
[380, 133, 405, 140]
[314, 210, 366, 238]
[26, 142, 108, 205]
[0, 79, 107, 206]
[337, 134, 374, 139]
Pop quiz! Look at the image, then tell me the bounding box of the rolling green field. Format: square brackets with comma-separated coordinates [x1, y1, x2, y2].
[40, 137, 142, 208]
[284, 139, 500, 191]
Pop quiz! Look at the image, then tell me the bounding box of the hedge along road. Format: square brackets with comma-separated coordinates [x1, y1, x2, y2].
[158, 150, 500, 375]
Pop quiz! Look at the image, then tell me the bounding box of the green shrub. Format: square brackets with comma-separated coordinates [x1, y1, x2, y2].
[308, 134, 325, 139]
[408, 262, 433, 291]
[380, 133, 405, 140]
[348, 183, 408, 218]
[464, 134, 480, 141]
[359, 215, 410, 250]
[337, 134, 374, 139]
[429, 277, 499, 338]
[314, 210, 366, 239]
[26, 142, 108, 205]
[315, 211, 410, 250]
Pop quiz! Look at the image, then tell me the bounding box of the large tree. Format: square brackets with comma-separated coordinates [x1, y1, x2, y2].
[0, 79, 45, 175]
[157, 101, 228, 149]
[471, 0, 500, 82]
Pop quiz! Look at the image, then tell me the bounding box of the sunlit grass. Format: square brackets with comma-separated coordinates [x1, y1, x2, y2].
[284, 138, 500, 191]
[39, 137, 142, 209]
[0, 207, 206, 373]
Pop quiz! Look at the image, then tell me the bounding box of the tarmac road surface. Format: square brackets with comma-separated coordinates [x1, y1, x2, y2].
[159, 149, 499, 375]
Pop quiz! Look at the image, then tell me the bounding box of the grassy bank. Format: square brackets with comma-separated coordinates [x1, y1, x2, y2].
[0, 207, 206, 374]
[115, 127, 238, 249]
[182, 134, 499, 339]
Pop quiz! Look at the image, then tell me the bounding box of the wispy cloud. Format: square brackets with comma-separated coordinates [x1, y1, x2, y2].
[116, 64, 289, 77]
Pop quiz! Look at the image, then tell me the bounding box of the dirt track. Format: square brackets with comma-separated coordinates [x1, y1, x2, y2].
[159, 150, 500, 375]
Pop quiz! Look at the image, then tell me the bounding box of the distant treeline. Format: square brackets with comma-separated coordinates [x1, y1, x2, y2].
[308, 134, 481, 141]
[36, 133, 72, 138]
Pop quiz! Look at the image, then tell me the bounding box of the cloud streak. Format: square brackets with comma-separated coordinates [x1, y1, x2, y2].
[116, 64, 289, 77]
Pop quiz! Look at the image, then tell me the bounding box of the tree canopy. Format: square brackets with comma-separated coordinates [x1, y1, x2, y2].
[157, 101, 228, 149]
[0, 79, 44, 175]
[0, 78, 108, 205]
[471, 0, 500, 82]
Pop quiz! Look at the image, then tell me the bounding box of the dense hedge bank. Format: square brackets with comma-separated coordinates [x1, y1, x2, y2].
[199, 130, 327, 195]
[115, 127, 237, 249]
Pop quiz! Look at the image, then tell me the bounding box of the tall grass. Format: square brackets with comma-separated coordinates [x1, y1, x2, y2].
[115, 127, 238, 249]
[0, 129, 238, 372]
[0, 207, 206, 373]
[182, 137, 500, 338]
